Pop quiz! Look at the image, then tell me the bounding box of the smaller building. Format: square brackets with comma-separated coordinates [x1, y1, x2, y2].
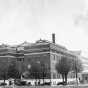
[79, 70, 88, 84]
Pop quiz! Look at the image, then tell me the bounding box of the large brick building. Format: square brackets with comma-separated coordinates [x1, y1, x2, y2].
[0, 34, 80, 84]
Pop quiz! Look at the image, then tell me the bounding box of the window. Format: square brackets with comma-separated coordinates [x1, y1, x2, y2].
[17, 57, 24, 61]
[57, 74, 60, 78]
[53, 73, 56, 79]
[85, 77, 88, 80]
[54, 55, 55, 60]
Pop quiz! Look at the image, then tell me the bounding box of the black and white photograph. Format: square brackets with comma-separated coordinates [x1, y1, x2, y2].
[0, 0, 87, 88]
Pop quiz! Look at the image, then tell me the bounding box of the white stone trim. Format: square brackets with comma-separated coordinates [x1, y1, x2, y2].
[24, 51, 63, 56]
[25, 52, 50, 55]
[0, 55, 14, 58]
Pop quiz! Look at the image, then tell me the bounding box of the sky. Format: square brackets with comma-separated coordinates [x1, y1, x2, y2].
[0, 0, 88, 57]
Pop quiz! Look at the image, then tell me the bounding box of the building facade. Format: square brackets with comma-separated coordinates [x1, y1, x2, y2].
[0, 35, 82, 84]
[0, 42, 77, 80]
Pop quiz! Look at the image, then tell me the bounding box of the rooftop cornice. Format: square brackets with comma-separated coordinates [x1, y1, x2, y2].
[0, 40, 81, 58]
[50, 43, 67, 51]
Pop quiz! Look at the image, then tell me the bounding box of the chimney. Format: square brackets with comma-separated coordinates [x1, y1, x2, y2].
[52, 33, 55, 43]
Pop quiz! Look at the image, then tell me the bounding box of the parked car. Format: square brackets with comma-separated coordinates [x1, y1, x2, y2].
[26, 82, 32, 86]
[68, 80, 77, 85]
[0, 82, 7, 86]
[14, 79, 27, 86]
[57, 82, 67, 85]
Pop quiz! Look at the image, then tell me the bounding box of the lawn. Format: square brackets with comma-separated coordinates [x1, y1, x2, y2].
[2, 84, 88, 88]
[4, 85, 88, 88]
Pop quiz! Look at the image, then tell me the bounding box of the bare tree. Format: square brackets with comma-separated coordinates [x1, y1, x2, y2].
[71, 57, 83, 83]
[29, 62, 49, 85]
[0, 61, 8, 83]
[55, 56, 72, 83]
[7, 61, 20, 79]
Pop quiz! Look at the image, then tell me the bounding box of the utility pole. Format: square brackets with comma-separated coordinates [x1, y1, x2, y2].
[75, 57, 78, 88]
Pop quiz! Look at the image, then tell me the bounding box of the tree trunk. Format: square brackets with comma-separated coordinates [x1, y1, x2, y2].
[42, 72, 44, 84]
[65, 73, 67, 84]
[4, 78, 5, 83]
[76, 71, 78, 85]
[3, 72, 6, 83]
[62, 74, 64, 82]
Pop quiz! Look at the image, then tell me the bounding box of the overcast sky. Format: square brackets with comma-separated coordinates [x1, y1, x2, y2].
[0, 0, 88, 57]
